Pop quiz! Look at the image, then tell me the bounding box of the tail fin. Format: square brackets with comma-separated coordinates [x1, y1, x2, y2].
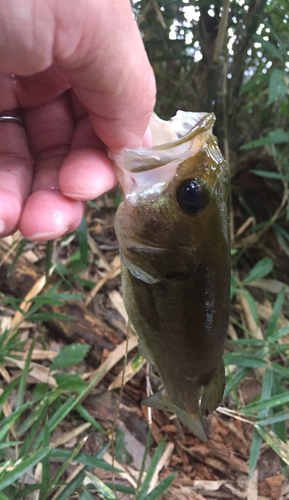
[201, 359, 225, 415]
[141, 390, 207, 442]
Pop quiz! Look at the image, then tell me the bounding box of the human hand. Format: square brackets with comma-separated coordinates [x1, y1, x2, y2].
[0, 0, 156, 240]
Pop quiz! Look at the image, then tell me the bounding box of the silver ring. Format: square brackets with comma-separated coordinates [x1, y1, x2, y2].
[0, 112, 23, 126]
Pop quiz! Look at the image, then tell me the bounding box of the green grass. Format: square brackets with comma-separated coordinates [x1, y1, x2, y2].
[1, 218, 289, 495]
[0, 268, 175, 499]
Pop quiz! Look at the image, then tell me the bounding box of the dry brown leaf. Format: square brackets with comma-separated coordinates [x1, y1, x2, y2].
[22, 249, 39, 263]
[249, 278, 289, 296]
[180, 440, 249, 474]
[52, 463, 86, 500]
[6, 357, 57, 387]
[239, 293, 263, 340]
[11, 274, 46, 328]
[85, 265, 121, 307]
[163, 486, 207, 500]
[247, 469, 258, 500]
[149, 442, 175, 492]
[80, 334, 138, 403]
[227, 323, 238, 340]
[51, 422, 91, 448]
[193, 479, 227, 492]
[225, 482, 247, 498]
[259, 474, 284, 499]
[0, 316, 12, 334]
[12, 349, 57, 361]
[33, 462, 43, 500]
[0, 234, 20, 268]
[102, 451, 138, 488]
[281, 479, 289, 497]
[257, 299, 288, 332]
[87, 233, 111, 271]
[108, 290, 128, 322]
[236, 217, 255, 237]
[111, 255, 121, 268]
[0, 365, 12, 383]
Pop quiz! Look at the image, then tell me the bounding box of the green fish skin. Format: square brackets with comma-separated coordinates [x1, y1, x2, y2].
[109, 112, 230, 441]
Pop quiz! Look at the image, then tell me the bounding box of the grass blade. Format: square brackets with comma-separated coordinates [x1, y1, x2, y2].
[0, 377, 21, 416]
[258, 409, 289, 426]
[16, 339, 35, 412]
[15, 484, 41, 499]
[40, 424, 50, 498]
[77, 216, 88, 269]
[19, 400, 49, 457]
[104, 483, 135, 494]
[249, 430, 262, 478]
[79, 491, 94, 500]
[145, 472, 177, 500]
[84, 471, 117, 500]
[255, 425, 289, 465]
[243, 257, 273, 283]
[224, 354, 267, 368]
[135, 426, 152, 497]
[48, 439, 87, 498]
[0, 447, 50, 491]
[75, 404, 105, 434]
[265, 287, 286, 339]
[137, 438, 166, 500]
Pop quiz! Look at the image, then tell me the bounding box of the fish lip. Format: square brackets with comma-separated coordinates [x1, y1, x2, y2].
[108, 112, 216, 175]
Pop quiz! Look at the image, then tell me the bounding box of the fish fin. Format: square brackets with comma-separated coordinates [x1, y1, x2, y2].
[175, 407, 208, 442]
[141, 390, 168, 411]
[138, 341, 154, 364]
[201, 359, 225, 415]
[142, 391, 207, 442]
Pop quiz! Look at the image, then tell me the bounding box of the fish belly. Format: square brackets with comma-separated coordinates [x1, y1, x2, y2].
[121, 261, 229, 439]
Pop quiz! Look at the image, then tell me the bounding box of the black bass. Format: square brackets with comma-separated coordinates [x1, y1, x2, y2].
[109, 111, 230, 441]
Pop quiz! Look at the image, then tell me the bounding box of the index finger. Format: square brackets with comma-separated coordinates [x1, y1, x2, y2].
[0, 0, 155, 150]
[53, 0, 156, 150]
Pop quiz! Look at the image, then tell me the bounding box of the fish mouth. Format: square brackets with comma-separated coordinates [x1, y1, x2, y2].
[108, 112, 215, 176]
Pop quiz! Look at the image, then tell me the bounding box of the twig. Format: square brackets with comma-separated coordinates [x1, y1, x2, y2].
[213, 0, 231, 62]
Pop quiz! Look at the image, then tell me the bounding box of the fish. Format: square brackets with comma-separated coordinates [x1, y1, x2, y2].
[108, 111, 230, 441]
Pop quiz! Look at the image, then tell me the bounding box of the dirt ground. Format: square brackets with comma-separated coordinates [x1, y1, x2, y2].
[1, 187, 289, 500]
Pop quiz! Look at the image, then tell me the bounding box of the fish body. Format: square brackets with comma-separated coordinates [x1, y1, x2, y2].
[109, 112, 230, 441]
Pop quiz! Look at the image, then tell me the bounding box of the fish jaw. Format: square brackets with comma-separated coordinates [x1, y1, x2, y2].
[108, 112, 214, 198]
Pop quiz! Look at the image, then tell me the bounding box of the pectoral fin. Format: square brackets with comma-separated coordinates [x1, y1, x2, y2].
[200, 359, 225, 415]
[138, 341, 154, 364]
[141, 390, 168, 411]
[141, 391, 208, 442]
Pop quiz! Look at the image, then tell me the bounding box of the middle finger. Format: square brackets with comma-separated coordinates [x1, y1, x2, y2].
[19, 94, 85, 240]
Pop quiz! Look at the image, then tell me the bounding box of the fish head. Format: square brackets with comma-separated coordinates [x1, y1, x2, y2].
[109, 112, 229, 283]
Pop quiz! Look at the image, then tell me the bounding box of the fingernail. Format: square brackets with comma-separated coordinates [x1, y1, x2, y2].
[0, 220, 6, 235]
[28, 226, 69, 241]
[62, 192, 96, 200]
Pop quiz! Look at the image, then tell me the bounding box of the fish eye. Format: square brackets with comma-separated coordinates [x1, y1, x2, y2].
[176, 178, 210, 214]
